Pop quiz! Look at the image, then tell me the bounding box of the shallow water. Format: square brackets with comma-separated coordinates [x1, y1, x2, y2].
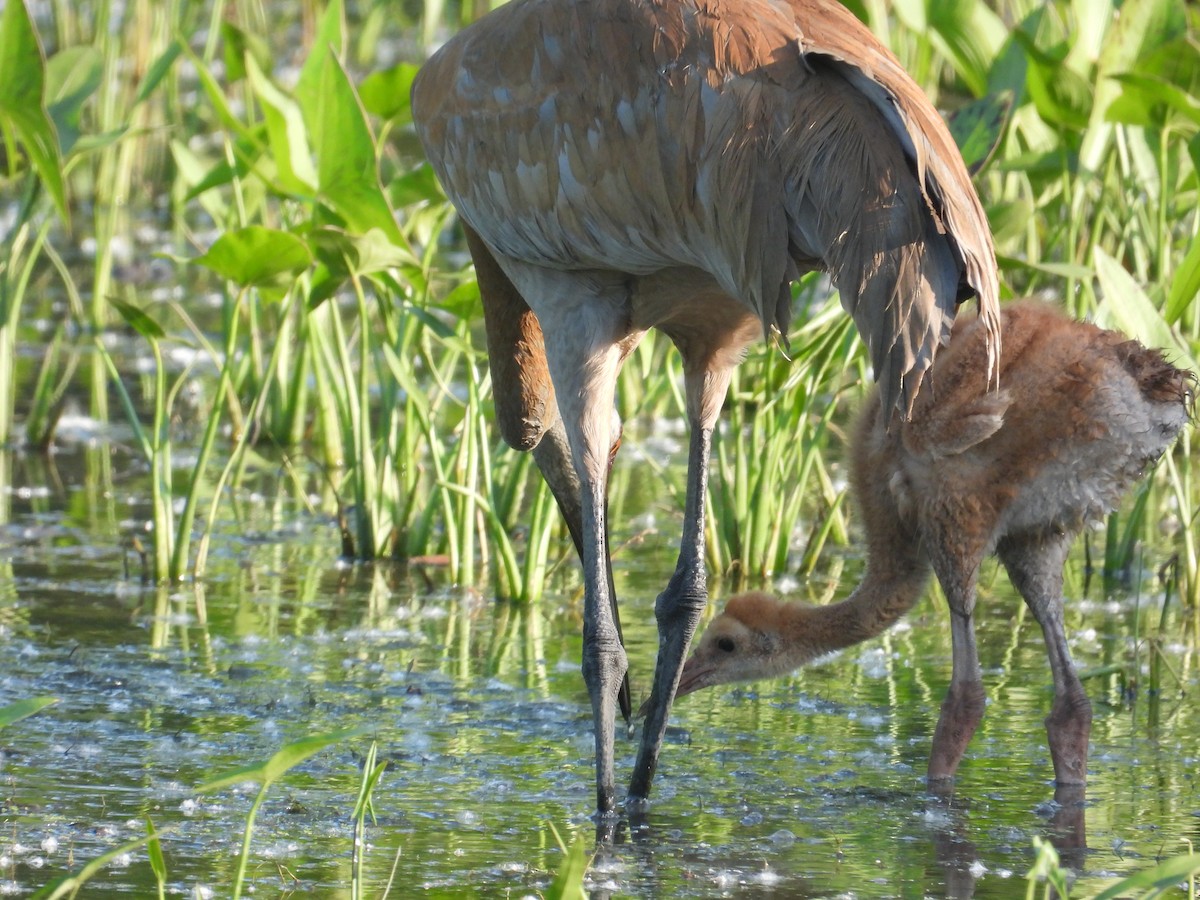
[2, 440, 1198, 898]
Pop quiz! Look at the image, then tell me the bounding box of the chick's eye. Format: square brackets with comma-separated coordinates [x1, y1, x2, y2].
[716, 637, 735, 653]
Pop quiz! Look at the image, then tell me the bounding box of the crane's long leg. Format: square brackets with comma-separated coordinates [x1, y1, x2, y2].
[927, 545, 987, 783]
[629, 363, 733, 805]
[493, 263, 633, 816]
[468, 227, 631, 721]
[531, 418, 631, 722]
[998, 533, 1091, 786]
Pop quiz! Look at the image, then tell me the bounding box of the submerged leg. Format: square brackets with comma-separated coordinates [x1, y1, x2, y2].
[629, 359, 736, 805]
[999, 533, 1091, 786]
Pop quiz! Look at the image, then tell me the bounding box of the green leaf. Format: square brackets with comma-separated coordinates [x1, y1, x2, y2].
[294, 0, 345, 130]
[309, 226, 416, 279]
[544, 824, 591, 900]
[109, 297, 167, 341]
[311, 52, 403, 244]
[134, 39, 183, 107]
[0, 0, 68, 221]
[198, 727, 365, 793]
[947, 90, 1012, 174]
[1165, 234, 1200, 324]
[31, 828, 175, 900]
[390, 162, 445, 207]
[0, 696, 59, 729]
[145, 819, 167, 885]
[1108, 73, 1200, 128]
[221, 20, 272, 84]
[358, 62, 420, 123]
[1092, 852, 1200, 900]
[927, 0, 1008, 98]
[245, 55, 317, 194]
[45, 46, 102, 156]
[191, 226, 313, 289]
[1094, 247, 1196, 370]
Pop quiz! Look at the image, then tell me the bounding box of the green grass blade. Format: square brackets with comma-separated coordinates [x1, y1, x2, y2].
[198, 726, 366, 793]
[1092, 852, 1200, 899]
[0, 696, 58, 728]
[31, 828, 175, 900]
[545, 824, 591, 900]
[145, 819, 167, 900]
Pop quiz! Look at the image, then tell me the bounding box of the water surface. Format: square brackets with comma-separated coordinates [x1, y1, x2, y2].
[2, 440, 1198, 897]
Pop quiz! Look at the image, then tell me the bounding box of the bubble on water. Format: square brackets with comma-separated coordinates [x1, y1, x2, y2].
[190, 885, 215, 899]
[740, 811, 764, 826]
[753, 866, 781, 887]
[180, 798, 200, 815]
[712, 870, 738, 889]
[770, 829, 796, 846]
[969, 860, 987, 878]
[455, 809, 480, 827]
[39, 837, 58, 855]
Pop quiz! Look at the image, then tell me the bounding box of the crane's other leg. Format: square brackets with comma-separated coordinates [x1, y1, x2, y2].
[927, 543, 988, 784]
[465, 227, 631, 721]
[998, 533, 1091, 786]
[629, 361, 734, 805]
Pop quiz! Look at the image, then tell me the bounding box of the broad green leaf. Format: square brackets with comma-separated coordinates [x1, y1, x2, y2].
[295, 0, 345, 130]
[390, 162, 445, 207]
[947, 91, 1012, 174]
[109, 297, 167, 341]
[311, 52, 403, 244]
[440, 279, 482, 320]
[359, 62, 420, 124]
[246, 55, 317, 193]
[309, 226, 416, 279]
[198, 727, 365, 793]
[45, 46, 102, 156]
[1165, 234, 1200, 324]
[1016, 28, 1093, 132]
[0, 696, 59, 728]
[1094, 247, 1195, 369]
[1108, 72, 1200, 127]
[0, 0, 67, 220]
[192, 226, 313, 289]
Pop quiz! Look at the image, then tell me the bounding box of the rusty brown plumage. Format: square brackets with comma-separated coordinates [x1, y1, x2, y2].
[678, 302, 1192, 795]
[412, 0, 1000, 817]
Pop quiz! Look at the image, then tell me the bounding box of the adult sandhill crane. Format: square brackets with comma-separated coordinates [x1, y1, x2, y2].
[411, 0, 1001, 815]
[676, 301, 1193, 788]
